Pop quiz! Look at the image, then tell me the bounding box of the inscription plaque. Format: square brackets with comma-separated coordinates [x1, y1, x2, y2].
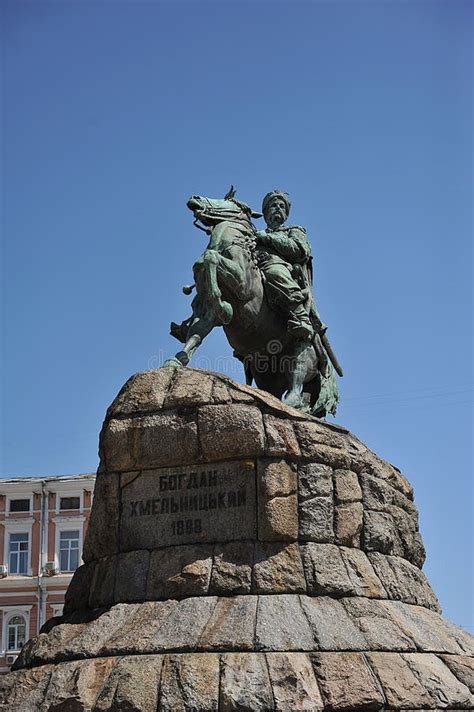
[120, 460, 256, 550]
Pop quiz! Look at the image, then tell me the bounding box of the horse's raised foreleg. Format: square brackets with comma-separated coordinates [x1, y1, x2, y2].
[214, 252, 250, 299]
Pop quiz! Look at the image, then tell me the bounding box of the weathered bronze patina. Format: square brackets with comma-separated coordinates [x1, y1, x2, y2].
[169, 187, 342, 416]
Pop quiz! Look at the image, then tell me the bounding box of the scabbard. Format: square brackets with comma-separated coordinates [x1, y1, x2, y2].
[313, 333, 328, 374]
[320, 333, 344, 377]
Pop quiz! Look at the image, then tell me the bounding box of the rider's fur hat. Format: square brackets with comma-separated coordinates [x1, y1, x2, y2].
[262, 190, 291, 216]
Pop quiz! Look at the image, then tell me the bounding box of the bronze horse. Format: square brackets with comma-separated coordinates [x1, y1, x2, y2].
[169, 190, 340, 417]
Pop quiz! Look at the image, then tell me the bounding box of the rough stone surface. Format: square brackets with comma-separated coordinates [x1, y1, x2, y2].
[16, 615, 89, 669]
[264, 414, 301, 457]
[104, 600, 177, 655]
[259, 494, 298, 541]
[103, 411, 199, 471]
[258, 459, 298, 541]
[403, 652, 473, 707]
[93, 655, 163, 711]
[340, 547, 387, 599]
[299, 496, 334, 542]
[334, 469, 362, 503]
[8, 652, 474, 711]
[256, 595, 314, 651]
[220, 653, 274, 711]
[360, 471, 413, 512]
[343, 598, 417, 651]
[440, 654, 474, 692]
[440, 617, 474, 656]
[106, 367, 175, 417]
[266, 652, 324, 710]
[82, 473, 120, 562]
[334, 502, 363, 546]
[298, 463, 333, 499]
[198, 404, 265, 459]
[259, 458, 297, 498]
[367, 652, 434, 707]
[294, 420, 346, 452]
[7, 368, 474, 712]
[391, 504, 426, 567]
[147, 544, 213, 599]
[254, 542, 306, 593]
[164, 367, 215, 407]
[0, 665, 53, 711]
[384, 601, 463, 654]
[363, 509, 404, 557]
[150, 596, 217, 651]
[18, 596, 474, 668]
[89, 554, 117, 608]
[63, 603, 141, 659]
[301, 597, 368, 651]
[368, 552, 440, 611]
[158, 653, 220, 711]
[41, 658, 116, 710]
[311, 652, 385, 710]
[114, 549, 150, 602]
[199, 596, 257, 650]
[302, 543, 353, 597]
[210, 541, 253, 594]
[64, 561, 96, 613]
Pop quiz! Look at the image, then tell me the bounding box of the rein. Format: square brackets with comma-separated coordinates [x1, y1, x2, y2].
[193, 210, 254, 236]
[193, 218, 211, 235]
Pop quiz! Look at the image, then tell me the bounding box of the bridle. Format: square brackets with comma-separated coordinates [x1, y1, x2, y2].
[192, 197, 254, 235]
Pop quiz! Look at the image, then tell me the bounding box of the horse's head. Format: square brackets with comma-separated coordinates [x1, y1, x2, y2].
[187, 187, 262, 228]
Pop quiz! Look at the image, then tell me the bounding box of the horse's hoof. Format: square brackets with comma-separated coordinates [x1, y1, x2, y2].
[283, 392, 302, 409]
[283, 391, 311, 413]
[163, 356, 186, 368]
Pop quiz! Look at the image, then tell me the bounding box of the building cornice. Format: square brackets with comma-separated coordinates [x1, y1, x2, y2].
[0, 475, 95, 495]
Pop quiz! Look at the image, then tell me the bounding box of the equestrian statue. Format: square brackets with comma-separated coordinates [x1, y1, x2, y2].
[168, 188, 343, 417]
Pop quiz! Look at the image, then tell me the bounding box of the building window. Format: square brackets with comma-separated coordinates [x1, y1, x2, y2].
[59, 496, 80, 511]
[8, 533, 29, 574]
[51, 604, 64, 618]
[59, 530, 80, 572]
[7, 615, 26, 651]
[9, 499, 30, 513]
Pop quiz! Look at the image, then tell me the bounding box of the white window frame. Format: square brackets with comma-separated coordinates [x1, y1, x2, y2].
[3, 520, 34, 576]
[8, 533, 29, 575]
[1, 607, 31, 656]
[54, 520, 84, 573]
[5, 495, 33, 516]
[55, 490, 83, 515]
[6, 615, 27, 651]
[51, 604, 64, 618]
[58, 529, 80, 573]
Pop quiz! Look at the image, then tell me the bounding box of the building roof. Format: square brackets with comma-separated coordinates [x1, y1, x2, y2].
[0, 473, 95, 486]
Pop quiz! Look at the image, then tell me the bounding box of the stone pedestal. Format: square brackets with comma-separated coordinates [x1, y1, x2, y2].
[3, 368, 473, 710]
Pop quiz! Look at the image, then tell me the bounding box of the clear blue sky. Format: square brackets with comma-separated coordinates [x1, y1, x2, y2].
[2, 1, 472, 631]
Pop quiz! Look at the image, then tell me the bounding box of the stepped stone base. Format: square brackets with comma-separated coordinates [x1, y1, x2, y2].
[4, 367, 473, 710]
[3, 652, 474, 711]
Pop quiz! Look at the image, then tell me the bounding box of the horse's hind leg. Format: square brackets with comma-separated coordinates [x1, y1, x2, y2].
[283, 342, 314, 411]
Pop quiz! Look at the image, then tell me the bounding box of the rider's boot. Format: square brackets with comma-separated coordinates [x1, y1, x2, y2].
[287, 304, 314, 341]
